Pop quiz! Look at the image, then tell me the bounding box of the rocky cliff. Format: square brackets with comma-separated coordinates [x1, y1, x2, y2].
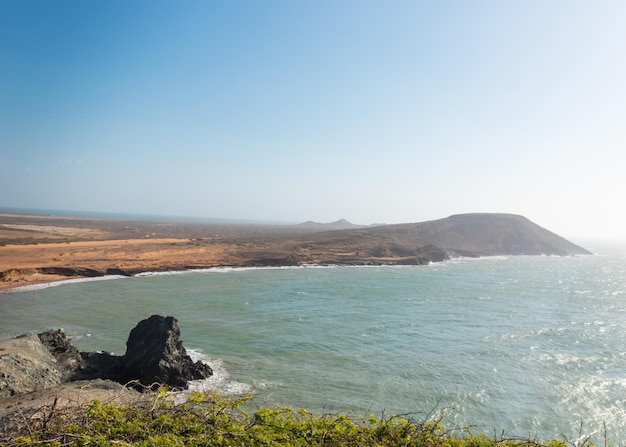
[0, 315, 212, 399]
[0, 334, 61, 398]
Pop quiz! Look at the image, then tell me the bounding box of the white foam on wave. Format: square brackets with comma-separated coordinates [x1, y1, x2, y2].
[445, 255, 511, 263]
[3, 275, 128, 293]
[185, 349, 253, 396]
[556, 373, 626, 436]
[134, 270, 194, 277]
[134, 265, 330, 278]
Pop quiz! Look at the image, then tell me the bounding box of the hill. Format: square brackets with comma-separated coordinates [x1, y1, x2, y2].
[296, 219, 363, 230]
[0, 212, 590, 288]
[355, 213, 590, 257]
[234, 213, 591, 267]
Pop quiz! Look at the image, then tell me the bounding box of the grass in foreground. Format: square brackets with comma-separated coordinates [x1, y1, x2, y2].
[0, 390, 594, 447]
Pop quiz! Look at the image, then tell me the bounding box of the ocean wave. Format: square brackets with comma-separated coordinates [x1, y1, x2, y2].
[554, 374, 626, 435]
[132, 264, 408, 279]
[134, 265, 337, 278]
[446, 255, 511, 263]
[183, 349, 253, 397]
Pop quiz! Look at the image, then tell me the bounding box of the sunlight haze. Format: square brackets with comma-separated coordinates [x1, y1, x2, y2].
[1, 1, 625, 240]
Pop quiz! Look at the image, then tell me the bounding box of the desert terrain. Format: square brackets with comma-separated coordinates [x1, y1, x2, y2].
[0, 211, 590, 291]
[0, 213, 390, 290]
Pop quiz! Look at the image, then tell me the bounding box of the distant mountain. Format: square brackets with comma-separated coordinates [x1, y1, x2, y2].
[285, 213, 590, 266]
[370, 213, 592, 257]
[296, 219, 362, 230]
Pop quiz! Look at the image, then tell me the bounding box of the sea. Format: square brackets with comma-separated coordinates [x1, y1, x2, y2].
[1, 237, 625, 443]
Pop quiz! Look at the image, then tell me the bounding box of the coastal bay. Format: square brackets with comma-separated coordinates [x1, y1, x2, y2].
[0, 211, 590, 291]
[2, 250, 625, 442]
[2, 211, 625, 442]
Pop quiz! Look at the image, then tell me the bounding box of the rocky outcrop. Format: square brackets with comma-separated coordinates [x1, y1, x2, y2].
[0, 334, 61, 398]
[0, 316, 212, 399]
[37, 329, 82, 382]
[119, 315, 212, 388]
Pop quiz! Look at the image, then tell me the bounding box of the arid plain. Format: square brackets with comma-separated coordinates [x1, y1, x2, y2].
[0, 211, 590, 291]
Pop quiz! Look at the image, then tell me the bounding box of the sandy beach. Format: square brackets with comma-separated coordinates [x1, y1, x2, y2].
[0, 212, 363, 291]
[0, 214, 266, 290]
[1, 211, 590, 292]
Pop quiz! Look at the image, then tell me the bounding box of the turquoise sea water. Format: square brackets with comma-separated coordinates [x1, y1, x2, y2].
[2, 241, 626, 442]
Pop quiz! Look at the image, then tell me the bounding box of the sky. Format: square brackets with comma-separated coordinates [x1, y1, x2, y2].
[1, 1, 625, 240]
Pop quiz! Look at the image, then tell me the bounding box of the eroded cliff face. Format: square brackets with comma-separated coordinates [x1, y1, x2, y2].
[0, 334, 61, 398]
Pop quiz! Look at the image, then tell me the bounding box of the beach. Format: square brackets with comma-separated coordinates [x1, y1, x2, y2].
[0, 211, 591, 292]
[0, 212, 383, 291]
[0, 213, 288, 290]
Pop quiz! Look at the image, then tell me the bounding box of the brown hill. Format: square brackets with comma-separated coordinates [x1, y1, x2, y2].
[277, 213, 590, 266]
[0, 212, 590, 289]
[355, 213, 591, 257]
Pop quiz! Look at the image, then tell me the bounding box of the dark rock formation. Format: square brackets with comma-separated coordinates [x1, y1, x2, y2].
[34, 315, 212, 391]
[120, 315, 212, 388]
[37, 329, 82, 382]
[39, 267, 103, 278]
[74, 351, 123, 383]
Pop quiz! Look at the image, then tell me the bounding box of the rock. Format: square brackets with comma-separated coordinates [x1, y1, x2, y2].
[37, 329, 82, 382]
[120, 315, 213, 389]
[36, 328, 120, 383]
[74, 351, 123, 383]
[0, 333, 61, 398]
[1, 316, 213, 396]
[39, 267, 103, 278]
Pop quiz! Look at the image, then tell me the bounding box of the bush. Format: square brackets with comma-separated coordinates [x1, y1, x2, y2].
[0, 390, 587, 447]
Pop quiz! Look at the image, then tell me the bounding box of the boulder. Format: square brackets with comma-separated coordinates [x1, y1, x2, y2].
[0, 333, 61, 398]
[120, 315, 213, 388]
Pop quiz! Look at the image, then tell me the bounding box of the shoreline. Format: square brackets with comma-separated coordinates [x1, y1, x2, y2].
[1, 262, 427, 293]
[1, 274, 129, 293]
[1, 212, 592, 293]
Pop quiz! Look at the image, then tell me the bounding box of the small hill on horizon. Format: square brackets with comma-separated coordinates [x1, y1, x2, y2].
[297, 218, 358, 230]
[295, 219, 386, 231]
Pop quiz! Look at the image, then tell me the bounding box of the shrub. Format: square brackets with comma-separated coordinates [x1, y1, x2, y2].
[0, 390, 593, 447]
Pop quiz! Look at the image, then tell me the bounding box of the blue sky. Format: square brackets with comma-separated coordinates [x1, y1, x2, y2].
[1, 1, 625, 239]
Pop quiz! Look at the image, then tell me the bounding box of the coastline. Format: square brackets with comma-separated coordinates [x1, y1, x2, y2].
[1, 212, 592, 293]
[0, 219, 435, 292]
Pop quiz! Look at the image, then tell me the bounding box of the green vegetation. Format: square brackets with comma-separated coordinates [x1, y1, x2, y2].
[0, 390, 594, 447]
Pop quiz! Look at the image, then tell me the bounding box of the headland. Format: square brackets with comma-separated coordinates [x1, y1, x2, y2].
[0, 212, 590, 291]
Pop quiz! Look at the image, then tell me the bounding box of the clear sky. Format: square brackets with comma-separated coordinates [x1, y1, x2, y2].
[1, 1, 625, 240]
